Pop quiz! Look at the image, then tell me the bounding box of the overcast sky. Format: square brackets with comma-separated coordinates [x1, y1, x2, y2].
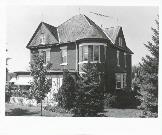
[6, 6, 158, 72]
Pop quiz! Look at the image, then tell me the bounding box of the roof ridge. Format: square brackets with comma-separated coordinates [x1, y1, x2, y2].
[57, 14, 85, 28]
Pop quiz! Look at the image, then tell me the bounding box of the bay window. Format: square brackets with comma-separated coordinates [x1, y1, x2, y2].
[82, 45, 88, 61]
[115, 73, 126, 89]
[79, 45, 101, 63]
[94, 46, 99, 61]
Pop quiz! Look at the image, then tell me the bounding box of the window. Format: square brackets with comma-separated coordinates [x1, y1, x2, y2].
[117, 50, 120, 66]
[124, 52, 127, 68]
[118, 37, 122, 47]
[79, 45, 100, 63]
[82, 45, 88, 61]
[40, 33, 45, 45]
[39, 49, 51, 65]
[94, 46, 99, 61]
[42, 51, 46, 64]
[61, 47, 67, 64]
[115, 73, 127, 89]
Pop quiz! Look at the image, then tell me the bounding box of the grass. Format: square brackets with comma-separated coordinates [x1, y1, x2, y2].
[5, 103, 72, 117]
[5, 103, 142, 117]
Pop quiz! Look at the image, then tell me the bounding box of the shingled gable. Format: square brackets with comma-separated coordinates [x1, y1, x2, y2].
[26, 22, 59, 48]
[104, 26, 133, 54]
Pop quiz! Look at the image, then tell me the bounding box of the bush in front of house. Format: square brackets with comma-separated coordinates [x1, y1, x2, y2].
[111, 89, 140, 109]
[5, 83, 13, 102]
[72, 63, 104, 117]
[104, 93, 117, 108]
[57, 69, 76, 110]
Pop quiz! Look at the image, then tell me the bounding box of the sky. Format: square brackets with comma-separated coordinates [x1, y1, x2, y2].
[6, 6, 158, 72]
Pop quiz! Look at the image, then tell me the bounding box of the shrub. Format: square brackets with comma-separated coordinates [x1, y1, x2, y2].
[72, 63, 104, 117]
[57, 70, 76, 110]
[112, 90, 140, 109]
[104, 93, 117, 108]
[5, 83, 13, 102]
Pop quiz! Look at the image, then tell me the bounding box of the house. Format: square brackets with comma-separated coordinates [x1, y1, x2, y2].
[25, 14, 133, 96]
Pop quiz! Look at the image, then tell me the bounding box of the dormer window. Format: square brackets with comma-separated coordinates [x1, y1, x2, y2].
[40, 33, 45, 45]
[118, 37, 122, 47]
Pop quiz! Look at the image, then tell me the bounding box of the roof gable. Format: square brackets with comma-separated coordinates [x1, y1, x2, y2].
[104, 26, 121, 44]
[27, 22, 59, 48]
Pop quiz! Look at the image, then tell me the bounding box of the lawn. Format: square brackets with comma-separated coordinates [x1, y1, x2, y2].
[5, 103, 142, 117]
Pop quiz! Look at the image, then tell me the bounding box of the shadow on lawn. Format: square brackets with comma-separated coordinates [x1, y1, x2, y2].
[5, 108, 39, 116]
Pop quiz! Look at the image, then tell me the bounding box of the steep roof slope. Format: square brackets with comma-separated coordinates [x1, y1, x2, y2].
[43, 22, 59, 41]
[27, 22, 59, 48]
[104, 26, 121, 44]
[57, 14, 108, 43]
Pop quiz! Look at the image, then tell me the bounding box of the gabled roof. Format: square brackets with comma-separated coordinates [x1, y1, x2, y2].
[57, 14, 108, 43]
[104, 26, 121, 44]
[27, 22, 59, 48]
[26, 14, 133, 54]
[43, 22, 59, 41]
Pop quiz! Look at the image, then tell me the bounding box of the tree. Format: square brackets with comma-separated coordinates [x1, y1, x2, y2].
[57, 69, 76, 110]
[138, 16, 159, 117]
[73, 63, 104, 116]
[29, 53, 51, 116]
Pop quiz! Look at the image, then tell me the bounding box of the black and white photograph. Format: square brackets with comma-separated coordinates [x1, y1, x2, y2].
[5, 5, 159, 118]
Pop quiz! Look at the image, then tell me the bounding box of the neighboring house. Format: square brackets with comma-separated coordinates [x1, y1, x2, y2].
[24, 14, 133, 95]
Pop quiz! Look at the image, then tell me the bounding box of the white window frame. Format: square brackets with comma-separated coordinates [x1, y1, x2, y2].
[60, 46, 67, 65]
[39, 48, 51, 65]
[79, 44, 101, 64]
[117, 50, 120, 66]
[115, 73, 127, 89]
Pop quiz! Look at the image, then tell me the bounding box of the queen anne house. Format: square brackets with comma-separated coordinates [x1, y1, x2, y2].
[15, 14, 133, 101]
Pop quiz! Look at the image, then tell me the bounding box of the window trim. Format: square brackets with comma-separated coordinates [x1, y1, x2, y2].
[40, 33, 45, 45]
[79, 45, 101, 64]
[60, 46, 67, 65]
[115, 73, 127, 89]
[38, 48, 51, 65]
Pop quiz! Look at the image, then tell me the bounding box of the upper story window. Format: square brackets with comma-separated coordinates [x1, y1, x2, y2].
[42, 51, 46, 64]
[124, 52, 127, 68]
[118, 37, 122, 47]
[116, 73, 126, 89]
[39, 48, 51, 65]
[60, 47, 67, 65]
[40, 33, 45, 45]
[79, 45, 100, 63]
[117, 50, 120, 66]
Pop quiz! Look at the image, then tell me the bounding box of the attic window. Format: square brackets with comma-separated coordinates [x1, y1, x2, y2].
[40, 33, 45, 45]
[118, 37, 122, 47]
